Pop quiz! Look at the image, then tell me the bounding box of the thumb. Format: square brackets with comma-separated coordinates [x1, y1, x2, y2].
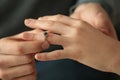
[94, 13, 117, 39]
[35, 50, 67, 61]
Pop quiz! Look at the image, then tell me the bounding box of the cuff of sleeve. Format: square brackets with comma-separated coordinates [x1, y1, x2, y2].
[70, 0, 113, 18]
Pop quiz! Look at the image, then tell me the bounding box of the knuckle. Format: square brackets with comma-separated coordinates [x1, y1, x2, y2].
[14, 45, 24, 55]
[54, 14, 64, 20]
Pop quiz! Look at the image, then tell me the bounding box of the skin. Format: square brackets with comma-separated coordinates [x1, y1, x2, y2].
[0, 29, 49, 80]
[25, 15, 120, 75]
[71, 3, 117, 39]
[0, 2, 118, 79]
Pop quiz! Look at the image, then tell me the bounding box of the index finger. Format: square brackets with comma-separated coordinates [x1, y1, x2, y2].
[24, 19, 70, 35]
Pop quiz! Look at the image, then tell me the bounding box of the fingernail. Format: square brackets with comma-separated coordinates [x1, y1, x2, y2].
[25, 19, 33, 25]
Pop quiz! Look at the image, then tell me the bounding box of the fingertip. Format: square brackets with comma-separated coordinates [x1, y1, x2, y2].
[35, 53, 41, 60]
[24, 18, 36, 26]
[35, 53, 47, 61]
[24, 19, 31, 25]
[41, 41, 50, 50]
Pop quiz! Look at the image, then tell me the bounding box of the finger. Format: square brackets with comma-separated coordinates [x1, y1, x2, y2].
[22, 29, 45, 41]
[41, 41, 50, 50]
[23, 30, 50, 50]
[13, 72, 36, 80]
[0, 62, 36, 80]
[47, 33, 67, 46]
[24, 19, 70, 35]
[0, 38, 44, 55]
[35, 50, 68, 61]
[38, 14, 83, 27]
[0, 54, 34, 68]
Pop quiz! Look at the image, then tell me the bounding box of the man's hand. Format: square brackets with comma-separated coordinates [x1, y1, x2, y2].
[71, 3, 117, 39]
[0, 30, 49, 80]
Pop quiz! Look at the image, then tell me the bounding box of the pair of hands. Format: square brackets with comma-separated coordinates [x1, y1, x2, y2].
[0, 3, 118, 80]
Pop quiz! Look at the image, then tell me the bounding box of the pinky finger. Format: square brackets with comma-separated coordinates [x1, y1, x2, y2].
[35, 50, 68, 61]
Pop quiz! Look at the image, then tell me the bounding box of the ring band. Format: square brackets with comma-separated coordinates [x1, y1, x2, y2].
[44, 31, 48, 39]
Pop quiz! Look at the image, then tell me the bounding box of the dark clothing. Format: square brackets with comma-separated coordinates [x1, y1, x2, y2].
[0, 0, 119, 80]
[0, 0, 75, 38]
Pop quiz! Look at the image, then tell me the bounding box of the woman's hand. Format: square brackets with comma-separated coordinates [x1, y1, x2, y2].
[0, 29, 49, 80]
[25, 15, 120, 74]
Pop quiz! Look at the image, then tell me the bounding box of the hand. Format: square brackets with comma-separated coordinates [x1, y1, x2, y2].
[0, 30, 49, 80]
[71, 3, 117, 39]
[25, 15, 120, 74]
[0, 54, 36, 80]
